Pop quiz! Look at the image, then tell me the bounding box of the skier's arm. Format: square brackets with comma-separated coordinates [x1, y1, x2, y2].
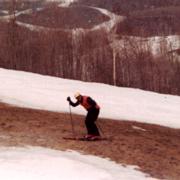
[67, 97, 80, 107]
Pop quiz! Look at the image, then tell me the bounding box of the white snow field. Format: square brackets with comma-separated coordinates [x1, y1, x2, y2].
[0, 146, 157, 180]
[0, 68, 180, 129]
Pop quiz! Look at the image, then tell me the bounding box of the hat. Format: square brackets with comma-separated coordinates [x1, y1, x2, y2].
[74, 92, 81, 98]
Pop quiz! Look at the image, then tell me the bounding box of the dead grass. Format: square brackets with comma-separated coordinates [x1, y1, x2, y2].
[0, 103, 180, 179]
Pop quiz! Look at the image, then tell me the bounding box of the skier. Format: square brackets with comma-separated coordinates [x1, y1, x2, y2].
[67, 92, 101, 140]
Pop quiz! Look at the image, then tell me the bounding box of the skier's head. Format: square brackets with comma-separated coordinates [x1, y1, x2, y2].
[74, 92, 81, 100]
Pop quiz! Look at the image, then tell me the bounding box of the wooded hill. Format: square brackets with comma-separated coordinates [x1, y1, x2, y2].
[75, 0, 180, 36]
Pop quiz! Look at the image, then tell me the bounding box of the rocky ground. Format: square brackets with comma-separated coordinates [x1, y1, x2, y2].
[0, 103, 180, 179]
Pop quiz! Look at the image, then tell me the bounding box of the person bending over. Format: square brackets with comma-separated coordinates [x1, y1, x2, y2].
[67, 92, 100, 140]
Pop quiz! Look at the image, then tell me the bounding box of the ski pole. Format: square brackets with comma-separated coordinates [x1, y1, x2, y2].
[69, 104, 76, 137]
[96, 120, 105, 137]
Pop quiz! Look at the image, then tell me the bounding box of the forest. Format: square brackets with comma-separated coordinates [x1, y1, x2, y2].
[0, 18, 179, 95]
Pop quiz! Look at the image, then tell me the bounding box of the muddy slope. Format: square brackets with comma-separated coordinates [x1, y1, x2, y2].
[0, 103, 180, 179]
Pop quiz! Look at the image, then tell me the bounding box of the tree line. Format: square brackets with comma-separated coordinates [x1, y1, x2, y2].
[0, 20, 179, 95]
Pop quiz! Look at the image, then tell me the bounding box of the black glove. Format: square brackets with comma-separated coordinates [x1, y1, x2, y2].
[67, 96, 71, 102]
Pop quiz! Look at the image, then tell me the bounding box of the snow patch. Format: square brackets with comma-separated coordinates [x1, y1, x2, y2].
[0, 146, 158, 180]
[132, 126, 147, 132]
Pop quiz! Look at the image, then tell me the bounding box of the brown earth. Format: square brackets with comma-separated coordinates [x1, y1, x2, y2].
[0, 103, 180, 179]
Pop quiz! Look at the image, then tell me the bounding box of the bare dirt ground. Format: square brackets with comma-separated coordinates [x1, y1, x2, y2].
[0, 103, 180, 180]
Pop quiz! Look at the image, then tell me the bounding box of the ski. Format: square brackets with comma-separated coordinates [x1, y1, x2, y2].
[63, 136, 108, 141]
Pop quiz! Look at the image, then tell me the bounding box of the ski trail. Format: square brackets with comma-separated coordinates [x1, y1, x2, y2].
[0, 9, 33, 21]
[90, 6, 125, 32]
[57, 0, 77, 7]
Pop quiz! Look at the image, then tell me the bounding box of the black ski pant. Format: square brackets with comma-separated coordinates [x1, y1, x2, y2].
[85, 108, 100, 136]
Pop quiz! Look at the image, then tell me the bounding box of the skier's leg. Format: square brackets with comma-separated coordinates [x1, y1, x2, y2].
[85, 109, 100, 136]
[91, 109, 100, 136]
[85, 111, 92, 135]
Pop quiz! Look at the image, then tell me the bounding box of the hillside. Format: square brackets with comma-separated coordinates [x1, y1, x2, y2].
[74, 0, 180, 36]
[0, 1, 180, 179]
[0, 0, 44, 12]
[0, 68, 179, 179]
[116, 6, 180, 36]
[1, 0, 180, 35]
[75, 0, 180, 15]
[0, 103, 180, 179]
